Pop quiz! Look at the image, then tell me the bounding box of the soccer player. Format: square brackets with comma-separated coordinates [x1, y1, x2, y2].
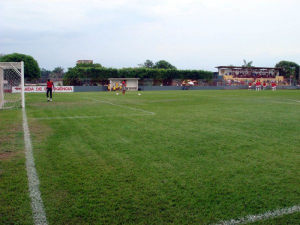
[248, 82, 252, 90]
[255, 80, 261, 91]
[271, 81, 277, 91]
[263, 81, 267, 90]
[46, 79, 54, 101]
[122, 80, 126, 95]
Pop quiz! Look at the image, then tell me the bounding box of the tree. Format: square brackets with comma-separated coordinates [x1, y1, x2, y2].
[50, 67, 64, 79]
[242, 60, 253, 67]
[138, 59, 154, 68]
[275, 60, 299, 79]
[40, 68, 52, 80]
[76, 63, 102, 68]
[0, 53, 41, 80]
[153, 60, 176, 69]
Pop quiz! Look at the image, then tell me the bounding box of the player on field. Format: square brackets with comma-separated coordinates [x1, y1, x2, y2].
[271, 81, 277, 91]
[255, 80, 261, 91]
[122, 80, 126, 95]
[46, 79, 55, 101]
[262, 81, 267, 90]
[248, 82, 252, 90]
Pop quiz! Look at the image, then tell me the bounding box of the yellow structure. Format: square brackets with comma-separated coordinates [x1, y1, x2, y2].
[216, 66, 283, 82]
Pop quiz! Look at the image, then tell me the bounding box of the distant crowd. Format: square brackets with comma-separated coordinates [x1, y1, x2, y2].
[231, 73, 276, 79]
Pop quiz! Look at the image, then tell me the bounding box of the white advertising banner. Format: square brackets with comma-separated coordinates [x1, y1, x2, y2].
[12, 86, 74, 93]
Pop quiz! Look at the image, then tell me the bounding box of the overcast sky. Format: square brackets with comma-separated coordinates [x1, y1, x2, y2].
[1, 0, 300, 72]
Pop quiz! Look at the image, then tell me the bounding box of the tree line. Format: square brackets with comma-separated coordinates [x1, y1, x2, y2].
[63, 61, 213, 85]
[0, 53, 299, 82]
[0, 53, 65, 81]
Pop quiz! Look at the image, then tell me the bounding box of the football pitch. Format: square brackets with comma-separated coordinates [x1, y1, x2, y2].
[1, 90, 300, 225]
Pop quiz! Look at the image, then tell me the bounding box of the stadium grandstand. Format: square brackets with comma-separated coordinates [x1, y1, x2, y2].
[216, 66, 284, 82]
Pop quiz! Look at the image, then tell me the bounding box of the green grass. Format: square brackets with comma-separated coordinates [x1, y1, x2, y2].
[0, 109, 32, 224]
[1, 90, 300, 224]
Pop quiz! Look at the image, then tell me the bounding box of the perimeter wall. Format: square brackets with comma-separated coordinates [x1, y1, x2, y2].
[72, 85, 299, 92]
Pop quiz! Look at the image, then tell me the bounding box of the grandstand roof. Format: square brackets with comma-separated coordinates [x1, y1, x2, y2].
[216, 66, 282, 70]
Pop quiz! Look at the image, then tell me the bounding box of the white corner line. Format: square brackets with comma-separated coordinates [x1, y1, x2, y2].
[213, 205, 300, 225]
[82, 97, 156, 115]
[22, 108, 48, 225]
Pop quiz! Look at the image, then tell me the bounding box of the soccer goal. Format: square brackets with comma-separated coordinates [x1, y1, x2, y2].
[0, 62, 25, 109]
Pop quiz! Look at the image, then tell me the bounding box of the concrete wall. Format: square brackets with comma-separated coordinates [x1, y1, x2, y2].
[140, 85, 300, 91]
[74, 86, 107, 92]
[276, 85, 300, 90]
[73, 85, 300, 92]
[139, 86, 248, 91]
[139, 86, 183, 91]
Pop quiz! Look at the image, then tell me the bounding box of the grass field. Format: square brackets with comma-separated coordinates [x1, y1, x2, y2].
[1, 90, 300, 225]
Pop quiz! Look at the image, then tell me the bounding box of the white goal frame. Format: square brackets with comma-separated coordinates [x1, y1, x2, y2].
[0, 62, 25, 109]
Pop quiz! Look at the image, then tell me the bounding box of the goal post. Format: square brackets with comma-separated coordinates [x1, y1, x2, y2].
[0, 62, 25, 109]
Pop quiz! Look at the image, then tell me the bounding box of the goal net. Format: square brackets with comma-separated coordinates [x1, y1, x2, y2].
[0, 62, 25, 109]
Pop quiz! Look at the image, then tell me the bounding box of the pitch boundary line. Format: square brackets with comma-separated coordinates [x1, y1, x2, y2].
[82, 97, 156, 115]
[201, 95, 300, 105]
[22, 109, 48, 225]
[213, 205, 300, 225]
[29, 113, 154, 120]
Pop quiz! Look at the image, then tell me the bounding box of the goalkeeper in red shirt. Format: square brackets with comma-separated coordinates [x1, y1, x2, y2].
[46, 79, 55, 102]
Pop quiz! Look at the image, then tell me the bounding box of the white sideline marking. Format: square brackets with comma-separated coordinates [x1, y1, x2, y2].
[29, 113, 154, 120]
[214, 205, 300, 225]
[203, 96, 300, 105]
[283, 99, 300, 103]
[22, 109, 48, 225]
[83, 97, 156, 115]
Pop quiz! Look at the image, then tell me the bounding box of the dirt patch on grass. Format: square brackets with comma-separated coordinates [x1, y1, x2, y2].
[30, 101, 90, 108]
[0, 134, 14, 142]
[0, 151, 17, 160]
[0, 123, 23, 161]
[27, 121, 53, 144]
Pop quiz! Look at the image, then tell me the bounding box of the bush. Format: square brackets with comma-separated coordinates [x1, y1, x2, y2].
[64, 67, 213, 85]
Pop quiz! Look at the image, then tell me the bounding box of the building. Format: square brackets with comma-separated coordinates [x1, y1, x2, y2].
[77, 60, 93, 64]
[108, 78, 139, 91]
[215, 66, 284, 81]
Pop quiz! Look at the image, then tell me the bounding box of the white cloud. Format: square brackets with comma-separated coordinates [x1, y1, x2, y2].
[1, 0, 300, 70]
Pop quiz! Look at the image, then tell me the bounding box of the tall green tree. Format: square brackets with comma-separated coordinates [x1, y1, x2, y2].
[153, 60, 176, 69]
[275, 60, 299, 79]
[0, 53, 41, 80]
[51, 67, 65, 79]
[138, 59, 154, 68]
[40, 68, 51, 79]
[76, 63, 102, 68]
